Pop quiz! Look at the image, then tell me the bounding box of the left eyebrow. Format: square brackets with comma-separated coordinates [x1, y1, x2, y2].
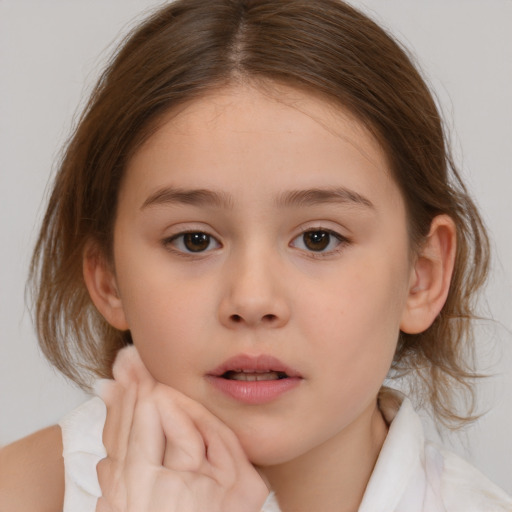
[140, 187, 234, 210]
[276, 187, 375, 210]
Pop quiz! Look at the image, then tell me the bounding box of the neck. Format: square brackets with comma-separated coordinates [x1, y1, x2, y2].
[259, 400, 388, 512]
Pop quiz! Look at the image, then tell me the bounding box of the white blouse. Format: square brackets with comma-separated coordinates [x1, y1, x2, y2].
[60, 395, 512, 512]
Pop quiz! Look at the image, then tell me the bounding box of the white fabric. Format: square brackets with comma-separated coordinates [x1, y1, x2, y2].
[59, 395, 512, 512]
[59, 397, 107, 512]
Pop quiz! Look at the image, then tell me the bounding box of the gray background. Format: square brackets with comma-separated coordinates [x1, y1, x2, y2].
[1, 0, 511, 493]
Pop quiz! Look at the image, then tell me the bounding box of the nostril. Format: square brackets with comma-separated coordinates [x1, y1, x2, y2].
[229, 313, 278, 324]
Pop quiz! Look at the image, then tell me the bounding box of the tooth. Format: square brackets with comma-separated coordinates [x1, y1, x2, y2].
[229, 371, 282, 381]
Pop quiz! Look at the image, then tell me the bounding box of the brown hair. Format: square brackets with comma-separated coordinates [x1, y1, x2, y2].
[30, 0, 489, 427]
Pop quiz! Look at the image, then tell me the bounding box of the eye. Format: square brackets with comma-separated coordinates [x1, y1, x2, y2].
[164, 232, 221, 254]
[291, 229, 346, 253]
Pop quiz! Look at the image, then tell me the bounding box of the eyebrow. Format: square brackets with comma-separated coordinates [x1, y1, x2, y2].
[140, 186, 374, 211]
[276, 187, 374, 210]
[141, 187, 234, 210]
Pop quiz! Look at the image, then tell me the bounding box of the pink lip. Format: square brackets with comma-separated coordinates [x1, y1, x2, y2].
[206, 354, 303, 405]
[209, 354, 302, 378]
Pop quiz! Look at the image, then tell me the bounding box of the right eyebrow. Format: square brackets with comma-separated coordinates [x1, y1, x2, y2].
[140, 186, 234, 210]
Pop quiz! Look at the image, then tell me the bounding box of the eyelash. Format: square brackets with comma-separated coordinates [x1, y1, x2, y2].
[162, 228, 350, 258]
[162, 231, 221, 256]
[290, 228, 349, 258]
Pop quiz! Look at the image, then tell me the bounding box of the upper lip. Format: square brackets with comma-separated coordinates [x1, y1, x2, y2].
[208, 354, 302, 378]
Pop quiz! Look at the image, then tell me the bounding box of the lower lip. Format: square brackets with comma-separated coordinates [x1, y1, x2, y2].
[206, 376, 302, 405]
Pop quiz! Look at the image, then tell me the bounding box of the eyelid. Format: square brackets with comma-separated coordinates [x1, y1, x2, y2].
[162, 229, 222, 256]
[290, 226, 350, 256]
[160, 221, 220, 243]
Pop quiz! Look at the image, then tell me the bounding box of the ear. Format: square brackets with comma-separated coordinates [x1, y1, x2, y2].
[83, 242, 129, 331]
[400, 215, 456, 334]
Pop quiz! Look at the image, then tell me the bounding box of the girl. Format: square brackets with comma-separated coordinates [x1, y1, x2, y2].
[1, 1, 511, 511]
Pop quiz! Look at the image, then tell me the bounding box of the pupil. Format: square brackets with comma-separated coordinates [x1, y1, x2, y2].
[184, 233, 210, 252]
[304, 231, 329, 251]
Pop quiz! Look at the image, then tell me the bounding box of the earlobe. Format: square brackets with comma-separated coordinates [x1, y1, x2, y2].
[83, 243, 129, 331]
[400, 215, 456, 334]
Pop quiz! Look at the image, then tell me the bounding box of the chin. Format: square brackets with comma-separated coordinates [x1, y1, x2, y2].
[234, 428, 306, 467]
[200, 400, 313, 466]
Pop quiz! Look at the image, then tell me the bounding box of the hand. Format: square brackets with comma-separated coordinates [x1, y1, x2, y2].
[95, 346, 269, 512]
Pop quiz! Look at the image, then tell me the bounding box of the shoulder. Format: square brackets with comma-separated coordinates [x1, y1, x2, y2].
[0, 425, 64, 512]
[378, 395, 512, 512]
[425, 442, 512, 511]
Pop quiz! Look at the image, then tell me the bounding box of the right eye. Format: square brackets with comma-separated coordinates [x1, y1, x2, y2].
[163, 232, 221, 254]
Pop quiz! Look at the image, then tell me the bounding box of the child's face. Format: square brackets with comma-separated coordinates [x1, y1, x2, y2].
[107, 83, 416, 465]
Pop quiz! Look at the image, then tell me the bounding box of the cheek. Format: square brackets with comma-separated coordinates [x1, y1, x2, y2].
[117, 253, 212, 334]
[302, 265, 405, 329]
[297, 257, 408, 368]
[117, 269, 217, 386]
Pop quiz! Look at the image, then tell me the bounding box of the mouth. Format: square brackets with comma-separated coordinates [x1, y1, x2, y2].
[207, 354, 302, 404]
[209, 353, 301, 380]
[221, 370, 289, 381]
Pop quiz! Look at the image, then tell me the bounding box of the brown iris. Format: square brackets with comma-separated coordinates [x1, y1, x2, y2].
[183, 232, 211, 252]
[303, 230, 331, 251]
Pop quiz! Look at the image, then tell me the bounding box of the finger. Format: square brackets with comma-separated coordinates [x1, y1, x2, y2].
[172, 391, 249, 467]
[95, 457, 116, 500]
[151, 387, 208, 472]
[101, 346, 154, 461]
[167, 398, 269, 508]
[172, 393, 266, 494]
[102, 382, 137, 465]
[124, 395, 165, 468]
[154, 386, 245, 482]
[95, 495, 114, 512]
[197, 426, 238, 488]
[112, 345, 155, 393]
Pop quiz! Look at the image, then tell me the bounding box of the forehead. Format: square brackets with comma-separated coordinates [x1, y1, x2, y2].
[122, 83, 402, 211]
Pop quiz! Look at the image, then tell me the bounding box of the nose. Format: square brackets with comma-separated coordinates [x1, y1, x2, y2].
[218, 248, 291, 329]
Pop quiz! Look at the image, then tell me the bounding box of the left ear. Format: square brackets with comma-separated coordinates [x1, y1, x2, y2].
[400, 214, 456, 334]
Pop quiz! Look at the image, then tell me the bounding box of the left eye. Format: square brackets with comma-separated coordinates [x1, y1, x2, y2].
[291, 229, 345, 253]
[164, 232, 221, 253]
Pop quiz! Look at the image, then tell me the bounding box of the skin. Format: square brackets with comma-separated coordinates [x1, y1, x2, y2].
[0, 82, 455, 512]
[0, 426, 64, 511]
